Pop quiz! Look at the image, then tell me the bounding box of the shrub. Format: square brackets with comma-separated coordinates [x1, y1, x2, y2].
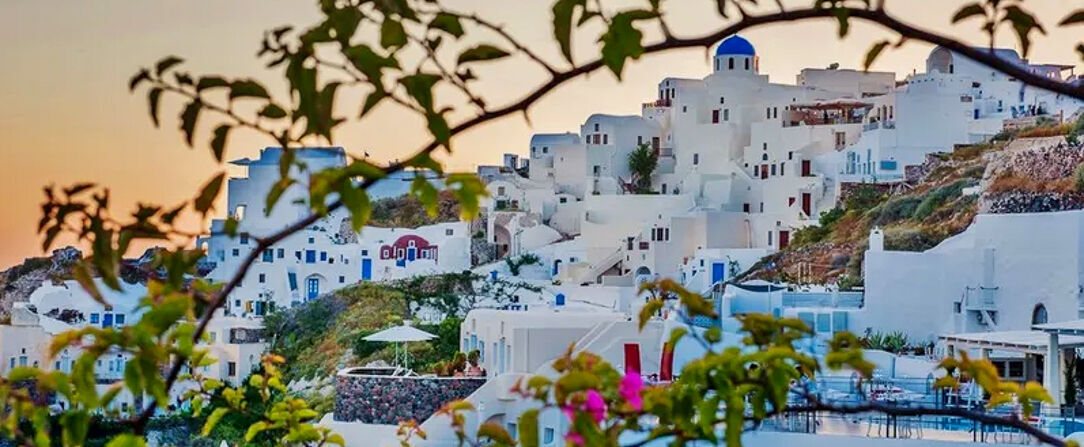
[1075, 162, 1084, 193]
[884, 227, 941, 252]
[873, 196, 922, 226]
[961, 164, 986, 179]
[845, 185, 885, 212]
[505, 253, 541, 276]
[913, 179, 970, 220]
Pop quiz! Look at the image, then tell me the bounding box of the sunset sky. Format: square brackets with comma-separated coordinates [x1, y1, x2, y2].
[0, 0, 1080, 267]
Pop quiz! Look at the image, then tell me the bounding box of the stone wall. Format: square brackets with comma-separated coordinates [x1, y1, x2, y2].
[333, 374, 486, 424]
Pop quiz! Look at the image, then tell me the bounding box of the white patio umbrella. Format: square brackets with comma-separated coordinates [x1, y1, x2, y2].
[363, 322, 437, 369]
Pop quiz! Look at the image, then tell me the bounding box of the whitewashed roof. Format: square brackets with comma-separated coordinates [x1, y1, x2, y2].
[940, 330, 1084, 354]
[1034, 319, 1084, 336]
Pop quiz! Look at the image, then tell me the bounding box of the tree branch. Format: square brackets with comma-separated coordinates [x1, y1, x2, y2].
[135, 1, 1081, 432]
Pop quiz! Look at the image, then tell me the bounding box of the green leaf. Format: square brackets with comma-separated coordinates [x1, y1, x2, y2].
[410, 176, 440, 217]
[72, 262, 105, 306]
[426, 111, 451, 150]
[1001, 5, 1046, 56]
[105, 434, 147, 447]
[380, 19, 407, 49]
[340, 185, 372, 231]
[179, 99, 202, 147]
[638, 299, 663, 330]
[223, 217, 239, 236]
[360, 89, 387, 117]
[445, 173, 487, 220]
[834, 8, 850, 38]
[129, 69, 151, 92]
[266, 177, 295, 214]
[599, 11, 654, 79]
[344, 44, 400, 83]
[429, 12, 464, 38]
[863, 40, 890, 71]
[147, 87, 163, 127]
[259, 103, 288, 119]
[552, 0, 586, 63]
[951, 4, 986, 24]
[477, 421, 514, 446]
[61, 410, 90, 447]
[399, 73, 441, 111]
[155, 56, 184, 76]
[518, 409, 540, 447]
[210, 124, 230, 162]
[195, 172, 226, 215]
[196, 75, 229, 92]
[245, 421, 269, 442]
[456, 45, 511, 65]
[229, 79, 271, 100]
[1060, 10, 1084, 26]
[202, 408, 229, 436]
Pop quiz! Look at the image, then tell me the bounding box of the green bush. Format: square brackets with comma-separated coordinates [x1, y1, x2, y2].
[913, 179, 970, 220]
[884, 228, 941, 252]
[1074, 162, 1084, 193]
[845, 185, 885, 212]
[873, 196, 922, 226]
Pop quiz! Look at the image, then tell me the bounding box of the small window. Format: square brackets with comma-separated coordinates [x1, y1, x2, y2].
[262, 250, 273, 263]
[446, 228, 454, 236]
[308, 237, 314, 244]
[723, 109, 729, 121]
[603, 134, 608, 145]
[693, 153, 699, 165]
[745, 58, 750, 70]
[339, 276, 345, 284]
[228, 362, 237, 377]
[788, 151, 794, 160]
[593, 123, 599, 131]
[232, 248, 239, 257]
[320, 251, 328, 261]
[728, 57, 734, 70]
[90, 313, 100, 324]
[239, 234, 249, 245]
[277, 248, 284, 258]
[719, 97, 725, 104]
[115, 314, 125, 325]
[362, 249, 368, 256]
[258, 273, 266, 283]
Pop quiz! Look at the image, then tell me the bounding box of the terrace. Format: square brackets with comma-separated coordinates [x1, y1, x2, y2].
[784, 100, 872, 128]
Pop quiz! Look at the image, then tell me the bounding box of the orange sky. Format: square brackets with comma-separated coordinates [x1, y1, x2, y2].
[0, 0, 1080, 268]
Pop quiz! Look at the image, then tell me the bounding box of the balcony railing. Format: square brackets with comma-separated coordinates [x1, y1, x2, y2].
[642, 98, 672, 108]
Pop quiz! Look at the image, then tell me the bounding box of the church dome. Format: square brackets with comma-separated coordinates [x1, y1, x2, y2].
[715, 35, 755, 56]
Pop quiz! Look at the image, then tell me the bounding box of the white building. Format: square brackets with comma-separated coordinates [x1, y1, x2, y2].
[201, 147, 472, 314]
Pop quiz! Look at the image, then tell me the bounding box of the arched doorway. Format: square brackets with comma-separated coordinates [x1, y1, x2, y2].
[1032, 303, 1048, 325]
[494, 225, 511, 259]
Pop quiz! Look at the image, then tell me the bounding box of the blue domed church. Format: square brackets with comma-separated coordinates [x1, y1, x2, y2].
[713, 35, 758, 74]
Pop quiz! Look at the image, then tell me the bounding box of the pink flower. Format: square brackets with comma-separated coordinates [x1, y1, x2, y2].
[584, 389, 608, 423]
[565, 432, 584, 446]
[619, 372, 644, 411]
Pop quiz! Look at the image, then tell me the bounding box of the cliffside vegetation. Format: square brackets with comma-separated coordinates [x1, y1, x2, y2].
[751, 118, 1084, 288]
[264, 273, 538, 382]
[368, 190, 461, 228]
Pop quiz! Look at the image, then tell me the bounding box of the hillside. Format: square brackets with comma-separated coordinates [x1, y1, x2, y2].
[744, 116, 1084, 287]
[263, 281, 460, 381]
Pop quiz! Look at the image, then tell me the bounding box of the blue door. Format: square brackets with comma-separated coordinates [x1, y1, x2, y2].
[407, 247, 416, 261]
[361, 258, 372, 281]
[102, 314, 113, 328]
[712, 262, 725, 285]
[306, 277, 319, 300]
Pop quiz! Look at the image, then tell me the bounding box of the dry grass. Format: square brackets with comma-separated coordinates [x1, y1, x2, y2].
[1017, 123, 1073, 138]
[987, 173, 1076, 194]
